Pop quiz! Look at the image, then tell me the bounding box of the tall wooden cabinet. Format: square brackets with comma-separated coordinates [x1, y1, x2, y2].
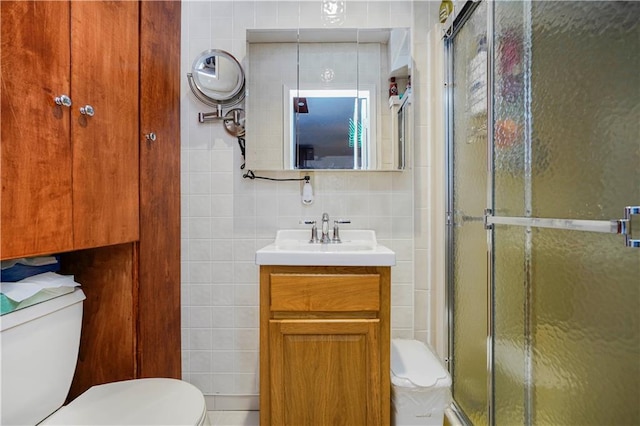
[260, 266, 391, 425]
[1, 1, 139, 258]
[1, 1, 181, 398]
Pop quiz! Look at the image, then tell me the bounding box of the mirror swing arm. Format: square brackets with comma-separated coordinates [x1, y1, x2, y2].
[186, 74, 245, 128]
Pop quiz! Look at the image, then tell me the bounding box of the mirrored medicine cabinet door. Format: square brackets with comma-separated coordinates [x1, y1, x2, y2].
[245, 27, 412, 171]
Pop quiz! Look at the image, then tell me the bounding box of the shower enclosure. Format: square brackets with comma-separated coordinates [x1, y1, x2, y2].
[445, 1, 639, 424]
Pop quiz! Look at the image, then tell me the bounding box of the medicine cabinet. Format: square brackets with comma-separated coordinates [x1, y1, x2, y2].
[245, 28, 412, 171]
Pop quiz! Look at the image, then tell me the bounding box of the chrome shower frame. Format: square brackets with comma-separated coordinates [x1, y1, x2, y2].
[443, 1, 494, 425]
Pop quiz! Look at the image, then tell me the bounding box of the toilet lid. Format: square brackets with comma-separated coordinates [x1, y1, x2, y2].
[40, 378, 208, 425]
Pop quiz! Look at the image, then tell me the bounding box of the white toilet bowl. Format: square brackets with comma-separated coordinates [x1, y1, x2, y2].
[41, 378, 209, 426]
[0, 288, 209, 426]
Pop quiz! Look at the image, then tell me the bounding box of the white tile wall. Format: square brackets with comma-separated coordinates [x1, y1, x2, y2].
[181, 0, 440, 408]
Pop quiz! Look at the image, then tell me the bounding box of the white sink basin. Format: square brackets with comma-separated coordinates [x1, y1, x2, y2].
[255, 229, 396, 266]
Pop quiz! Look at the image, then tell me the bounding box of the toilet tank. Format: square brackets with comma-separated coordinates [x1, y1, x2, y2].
[0, 289, 86, 426]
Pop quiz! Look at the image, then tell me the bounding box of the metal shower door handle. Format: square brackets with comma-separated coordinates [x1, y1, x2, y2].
[485, 205, 640, 248]
[621, 206, 640, 248]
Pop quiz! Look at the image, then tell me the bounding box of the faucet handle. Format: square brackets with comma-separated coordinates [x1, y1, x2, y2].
[301, 220, 319, 243]
[332, 219, 351, 243]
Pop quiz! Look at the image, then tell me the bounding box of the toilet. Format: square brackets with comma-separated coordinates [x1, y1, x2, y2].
[0, 289, 209, 426]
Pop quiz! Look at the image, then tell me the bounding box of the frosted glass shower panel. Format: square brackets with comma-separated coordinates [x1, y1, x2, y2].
[450, 2, 489, 424]
[494, 2, 640, 219]
[529, 2, 640, 219]
[490, 1, 640, 424]
[452, 223, 488, 425]
[531, 1, 640, 219]
[493, 1, 528, 217]
[530, 229, 639, 424]
[492, 226, 526, 425]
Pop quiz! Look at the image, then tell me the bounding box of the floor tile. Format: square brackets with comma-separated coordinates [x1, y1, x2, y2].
[207, 411, 259, 426]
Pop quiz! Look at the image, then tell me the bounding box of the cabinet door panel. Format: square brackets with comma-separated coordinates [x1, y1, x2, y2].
[270, 319, 381, 425]
[70, 1, 139, 249]
[1, 1, 73, 259]
[138, 0, 182, 378]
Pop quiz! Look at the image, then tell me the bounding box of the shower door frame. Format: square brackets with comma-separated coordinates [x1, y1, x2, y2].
[444, 1, 495, 424]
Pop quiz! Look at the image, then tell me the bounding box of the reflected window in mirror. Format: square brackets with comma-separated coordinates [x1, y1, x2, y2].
[287, 89, 374, 169]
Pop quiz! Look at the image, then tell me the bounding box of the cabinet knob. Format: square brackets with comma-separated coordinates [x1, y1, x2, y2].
[54, 94, 72, 107]
[79, 105, 95, 117]
[145, 132, 157, 142]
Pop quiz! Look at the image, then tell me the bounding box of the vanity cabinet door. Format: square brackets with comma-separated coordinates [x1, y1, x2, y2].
[270, 319, 381, 426]
[70, 1, 139, 249]
[1, 1, 74, 258]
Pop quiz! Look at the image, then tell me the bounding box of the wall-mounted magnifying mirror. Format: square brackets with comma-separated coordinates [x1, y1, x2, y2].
[245, 28, 412, 171]
[188, 49, 245, 108]
[187, 49, 246, 135]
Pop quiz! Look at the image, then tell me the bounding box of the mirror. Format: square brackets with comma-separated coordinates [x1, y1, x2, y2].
[187, 49, 245, 108]
[245, 28, 412, 171]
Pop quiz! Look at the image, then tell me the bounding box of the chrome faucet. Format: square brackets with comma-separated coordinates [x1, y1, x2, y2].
[303, 213, 350, 244]
[320, 213, 331, 243]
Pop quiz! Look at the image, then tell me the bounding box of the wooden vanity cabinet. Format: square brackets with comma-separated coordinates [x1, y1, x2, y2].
[1, 0, 139, 259]
[260, 266, 391, 425]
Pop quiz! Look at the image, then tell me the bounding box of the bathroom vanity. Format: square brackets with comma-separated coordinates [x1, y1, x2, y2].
[257, 230, 395, 425]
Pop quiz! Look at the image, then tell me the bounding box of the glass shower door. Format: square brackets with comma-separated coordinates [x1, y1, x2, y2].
[447, 1, 640, 425]
[447, 2, 489, 424]
[491, 2, 640, 424]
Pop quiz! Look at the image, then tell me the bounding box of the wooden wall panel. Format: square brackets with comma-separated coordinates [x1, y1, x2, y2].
[137, 0, 182, 378]
[61, 244, 137, 400]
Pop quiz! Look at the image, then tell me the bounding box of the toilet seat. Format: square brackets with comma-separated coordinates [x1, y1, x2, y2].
[40, 378, 209, 426]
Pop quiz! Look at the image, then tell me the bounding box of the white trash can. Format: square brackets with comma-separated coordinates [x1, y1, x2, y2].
[391, 339, 452, 426]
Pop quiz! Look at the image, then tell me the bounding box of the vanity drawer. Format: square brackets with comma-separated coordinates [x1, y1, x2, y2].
[270, 273, 380, 312]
